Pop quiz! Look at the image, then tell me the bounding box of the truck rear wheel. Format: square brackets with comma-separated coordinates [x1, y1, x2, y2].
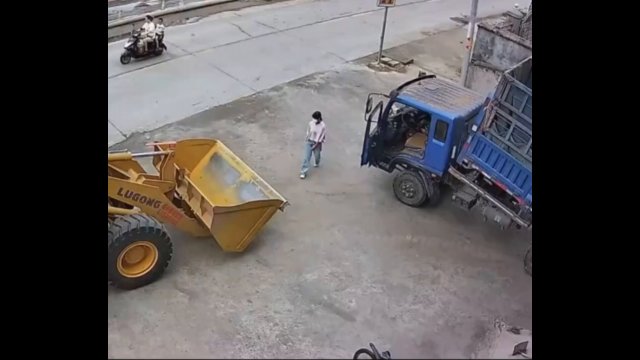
[524, 246, 532, 276]
[393, 170, 428, 207]
[108, 214, 173, 290]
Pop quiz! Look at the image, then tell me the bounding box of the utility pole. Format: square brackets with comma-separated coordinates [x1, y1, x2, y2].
[377, 6, 389, 64]
[460, 0, 479, 87]
[376, 0, 396, 65]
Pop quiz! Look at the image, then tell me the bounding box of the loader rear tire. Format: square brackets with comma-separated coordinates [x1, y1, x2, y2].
[108, 214, 173, 290]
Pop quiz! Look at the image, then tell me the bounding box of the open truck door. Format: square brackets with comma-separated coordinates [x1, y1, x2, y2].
[361, 94, 386, 166]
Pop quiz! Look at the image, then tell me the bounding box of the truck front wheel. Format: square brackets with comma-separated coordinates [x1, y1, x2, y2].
[393, 170, 428, 207]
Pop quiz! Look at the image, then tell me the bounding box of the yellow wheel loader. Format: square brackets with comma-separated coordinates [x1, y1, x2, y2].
[108, 139, 287, 290]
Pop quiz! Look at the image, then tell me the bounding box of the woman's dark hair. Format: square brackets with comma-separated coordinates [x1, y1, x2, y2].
[146, 15, 154, 21]
[312, 111, 322, 121]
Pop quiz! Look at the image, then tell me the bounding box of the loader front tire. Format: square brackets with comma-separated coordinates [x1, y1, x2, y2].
[108, 214, 173, 290]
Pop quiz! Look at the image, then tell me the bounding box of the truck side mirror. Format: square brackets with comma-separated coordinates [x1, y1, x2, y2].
[365, 96, 373, 114]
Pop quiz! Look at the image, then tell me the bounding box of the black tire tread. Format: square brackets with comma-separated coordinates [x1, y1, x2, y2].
[108, 214, 173, 290]
[428, 182, 441, 206]
[120, 52, 132, 64]
[524, 246, 532, 276]
[393, 170, 428, 207]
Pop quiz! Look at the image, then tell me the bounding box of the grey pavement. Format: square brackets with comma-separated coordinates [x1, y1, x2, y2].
[108, 27, 532, 359]
[108, 0, 216, 22]
[108, 0, 288, 23]
[108, 0, 528, 145]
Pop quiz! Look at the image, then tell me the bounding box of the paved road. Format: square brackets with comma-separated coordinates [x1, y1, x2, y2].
[108, 0, 526, 145]
[109, 0, 189, 22]
[107, 0, 282, 22]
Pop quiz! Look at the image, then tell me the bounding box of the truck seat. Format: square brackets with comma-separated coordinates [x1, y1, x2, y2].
[405, 132, 427, 150]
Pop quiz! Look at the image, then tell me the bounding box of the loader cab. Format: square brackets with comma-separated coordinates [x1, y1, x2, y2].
[361, 76, 486, 177]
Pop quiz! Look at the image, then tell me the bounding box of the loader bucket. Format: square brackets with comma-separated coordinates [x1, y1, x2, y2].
[168, 139, 287, 252]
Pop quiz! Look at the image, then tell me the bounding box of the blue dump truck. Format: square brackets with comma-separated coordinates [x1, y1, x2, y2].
[361, 57, 532, 232]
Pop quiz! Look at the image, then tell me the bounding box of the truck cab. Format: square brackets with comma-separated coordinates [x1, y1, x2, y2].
[361, 75, 487, 205]
[361, 69, 532, 231]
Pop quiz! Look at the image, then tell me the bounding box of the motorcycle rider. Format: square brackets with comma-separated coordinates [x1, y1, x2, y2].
[139, 15, 156, 54]
[155, 18, 165, 49]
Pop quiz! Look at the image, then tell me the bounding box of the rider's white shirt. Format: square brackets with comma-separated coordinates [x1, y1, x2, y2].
[142, 21, 156, 36]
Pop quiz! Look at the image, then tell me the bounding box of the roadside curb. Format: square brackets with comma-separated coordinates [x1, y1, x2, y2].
[108, 0, 238, 28]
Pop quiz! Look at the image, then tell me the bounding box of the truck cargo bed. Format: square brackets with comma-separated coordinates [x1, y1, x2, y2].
[464, 133, 532, 204]
[483, 57, 532, 168]
[458, 57, 532, 206]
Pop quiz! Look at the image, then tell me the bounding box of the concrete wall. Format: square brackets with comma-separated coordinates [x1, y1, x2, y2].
[465, 20, 532, 96]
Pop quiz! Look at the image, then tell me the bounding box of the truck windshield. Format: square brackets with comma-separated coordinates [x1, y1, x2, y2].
[382, 101, 432, 158]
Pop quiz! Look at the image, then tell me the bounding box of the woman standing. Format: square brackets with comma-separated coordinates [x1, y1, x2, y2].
[300, 111, 327, 179]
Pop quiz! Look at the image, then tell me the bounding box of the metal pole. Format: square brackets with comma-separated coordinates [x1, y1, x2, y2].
[460, 0, 479, 87]
[130, 151, 172, 158]
[107, 151, 173, 162]
[377, 7, 389, 64]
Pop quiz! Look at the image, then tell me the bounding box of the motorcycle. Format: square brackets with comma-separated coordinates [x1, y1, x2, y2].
[120, 29, 167, 65]
[353, 343, 391, 360]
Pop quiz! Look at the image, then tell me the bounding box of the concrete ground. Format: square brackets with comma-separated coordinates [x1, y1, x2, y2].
[108, 27, 532, 359]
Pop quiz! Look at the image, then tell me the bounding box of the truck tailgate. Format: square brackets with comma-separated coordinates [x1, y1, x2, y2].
[464, 134, 532, 205]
